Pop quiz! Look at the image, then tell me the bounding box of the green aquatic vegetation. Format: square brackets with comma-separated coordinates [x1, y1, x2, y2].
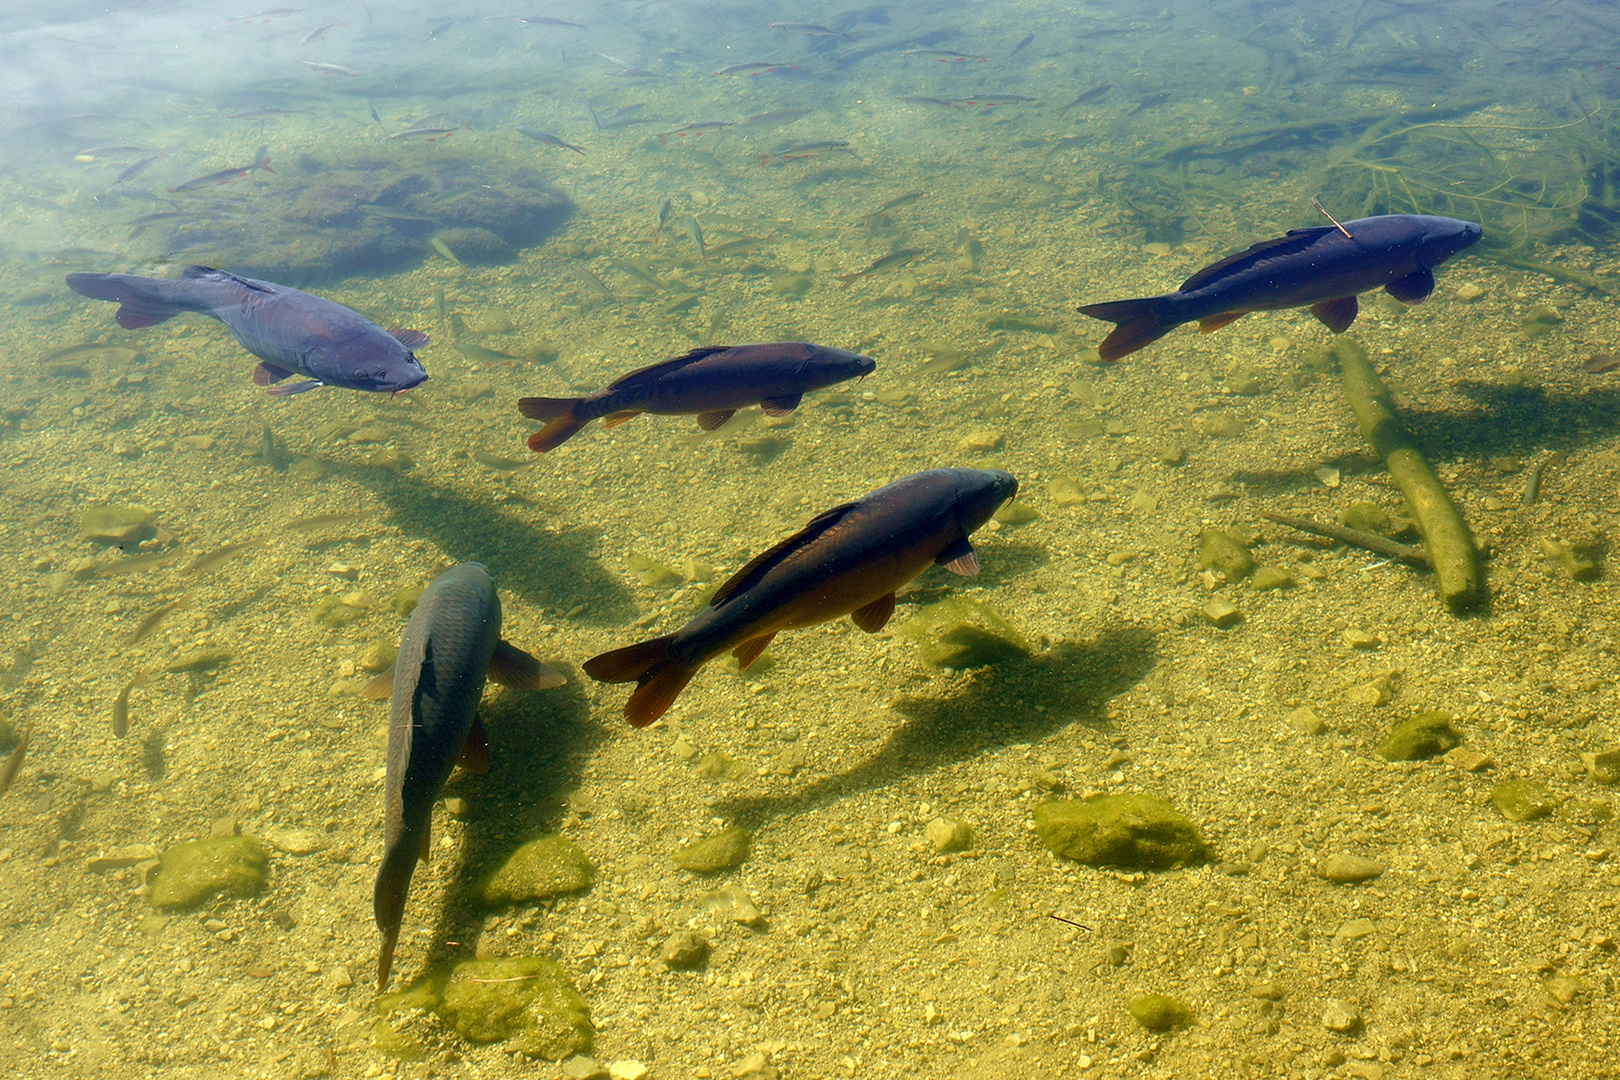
[377, 957, 591, 1061]
[898, 596, 1030, 669]
[1034, 793, 1208, 869]
[1129, 993, 1195, 1032]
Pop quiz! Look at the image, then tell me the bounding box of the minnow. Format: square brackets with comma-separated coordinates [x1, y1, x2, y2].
[298, 23, 335, 45]
[114, 157, 158, 184]
[761, 139, 854, 165]
[181, 537, 266, 576]
[835, 247, 919, 283]
[0, 724, 33, 799]
[518, 341, 874, 452]
[1060, 83, 1111, 112]
[897, 95, 956, 108]
[515, 127, 585, 154]
[584, 469, 1017, 727]
[680, 216, 706, 262]
[390, 127, 457, 140]
[130, 595, 192, 645]
[75, 144, 155, 160]
[299, 60, 361, 76]
[713, 62, 800, 76]
[657, 120, 734, 143]
[430, 237, 462, 265]
[227, 106, 316, 119]
[766, 22, 853, 39]
[111, 673, 151, 737]
[168, 145, 272, 192]
[901, 48, 988, 62]
[1077, 213, 1483, 361]
[285, 510, 377, 530]
[370, 563, 564, 989]
[226, 7, 303, 23]
[654, 195, 672, 238]
[951, 94, 1035, 106]
[97, 551, 179, 575]
[859, 191, 924, 227]
[1010, 32, 1035, 56]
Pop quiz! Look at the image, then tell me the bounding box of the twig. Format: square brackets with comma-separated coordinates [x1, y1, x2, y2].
[1260, 510, 1429, 566]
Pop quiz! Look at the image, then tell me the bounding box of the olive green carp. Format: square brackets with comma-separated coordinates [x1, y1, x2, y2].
[369, 562, 564, 990]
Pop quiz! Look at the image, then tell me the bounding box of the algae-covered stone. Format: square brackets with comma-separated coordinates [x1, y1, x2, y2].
[992, 501, 1039, 526]
[392, 585, 425, 619]
[1581, 747, 1620, 784]
[672, 825, 752, 872]
[437, 956, 592, 1060]
[480, 835, 595, 905]
[1202, 598, 1241, 628]
[80, 504, 156, 543]
[1491, 779, 1560, 822]
[661, 930, 710, 970]
[898, 596, 1030, 668]
[312, 594, 366, 628]
[149, 835, 270, 908]
[1376, 711, 1459, 761]
[359, 640, 398, 673]
[1197, 529, 1254, 581]
[627, 555, 682, 588]
[1340, 502, 1392, 535]
[924, 817, 974, 854]
[371, 1017, 427, 1061]
[1128, 993, 1194, 1032]
[1249, 566, 1295, 591]
[1034, 794, 1208, 869]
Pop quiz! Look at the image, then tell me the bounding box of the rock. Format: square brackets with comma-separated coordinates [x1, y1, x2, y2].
[433, 956, 592, 1060]
[79, 504, 155, 543]
[149, 835, 270, 909]
[1033, 793, 1208, 869]
[371, 1017, 427, 1060]
[1339, 502, 1392, 535]
[924, 817, 974, 854]
[1581, 747, 1620, 784]
[1287, 707, 1327, 735]
[957, 429, 1003, 452]
[1319, 853, 1386, 884]
[1376, 711, 1458, 761]
[699, 883, 765, 928]
[1343, 629, 1380, 650]
[1331, 918, 1377, 946]
[1455, 282, 1485, 302]
[392, 585, 425, 618]
[561, 1056, 609, 1080]
[479, 835, 595, 905]
[359, 641, 398, 673]
[311, 594, 365, 628]
[436, 227, 515, 265]
[1202, 598, 1242, 628]
[1250, 566, 1295, 591]
[1491, 779, 1559, 822]
[1127, 993, 1194, 1032]
[660, 930, 710, 970]
[992, 501, 1039, 525]
[608, 1062, 648, 1080]
[898, 596, 1030, 668]
[1542, 534, 1604, 581]
[1047, 476, 1086, 505]
[1545, 975, 1583, 1005]
[86, 844, 160, 872]
[1197, 529, 1254, 581]
[1345, 673, 1394, 707]
[671, 826, 752, 873]
[1321, 999, 1362, 1033]
[1443, 747, 1494, 772]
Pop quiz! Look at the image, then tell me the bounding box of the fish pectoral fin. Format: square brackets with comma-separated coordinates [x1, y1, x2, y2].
[458, 714, 491, 775]
[390, 327, 431, 349]
[936, 536, 981, 577]
[759, 393, 802, 417]
[602, 410, 640, 428]
[1385, 269, 1435, 305]
[696, 409, 737, 431]
[732, 632, 777, 670]
[360, 668, 395, 699]
[252, 362, 293, 386]
[1309, 295, 1360, 333]
[265, 380, 324, 396]
[1197, 311, 1248, 333]
[850, 593, 896, 633]
[488, 640, 567, 690]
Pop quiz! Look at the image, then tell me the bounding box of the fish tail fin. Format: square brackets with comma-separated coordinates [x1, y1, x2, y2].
[1076, 297, 1177, 362]
[520, 398, 587, 452]
[582, 635, 694, 728]
[65, 272, 189, 329]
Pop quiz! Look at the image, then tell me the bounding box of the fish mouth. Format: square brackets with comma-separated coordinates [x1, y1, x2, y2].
[391, 373, 429, 396]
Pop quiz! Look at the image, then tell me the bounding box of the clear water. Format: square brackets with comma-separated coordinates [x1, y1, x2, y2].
[2, 1, 1618, 1077]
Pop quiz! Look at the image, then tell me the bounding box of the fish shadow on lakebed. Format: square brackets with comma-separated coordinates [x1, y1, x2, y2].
[418, 679, 609, 975]
[324, 463, 638, 624]
[712, 623, 1159, 832]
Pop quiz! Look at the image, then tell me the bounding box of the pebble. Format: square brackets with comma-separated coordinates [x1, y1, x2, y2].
[1202, 598, 1241, 628]
[1545, 975, 1583, 1004]
[957, 429, 1003, 452]
[561, 1055, 609, 1080]
[1444, 747, 1495, 772]
[1319, 853, 1386, 884]
[1343, 629, 1380, 650]
[1287, 707, 1327, 735]
[1331, 919, 1377, 946]
[1321, 999, 1362, 1033]
[261, 827, 323, 855]
[923, 817, 974, 854]
[608, 1060, 649, 1080]
[1455, 282, 1485, 301]
[661, 930, 710, 970]
[1580, 747, 1620, 784]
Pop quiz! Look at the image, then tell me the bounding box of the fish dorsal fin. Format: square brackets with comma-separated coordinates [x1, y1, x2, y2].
[1177, 227, 1335, 294]
[607, 346, 734, 389]
[707, 501, 860, 609]
[183, 265, 275, 293]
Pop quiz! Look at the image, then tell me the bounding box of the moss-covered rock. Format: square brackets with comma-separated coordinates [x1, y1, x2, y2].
[148, 835, 269, 908]
[436, 957, 591, 1060]
[1376, 711, 1459, 761]
[379, 957, 591, 1060]
[1034, 794, 1208, 869]
[392, 585, 425, 619]
[671, 826, 752, 873]
[1197, 530, 1254, 581]
[479, 836, 594, 905]
[1339, 501, 1392, 535]
[898, 596, 1030, 668]
[80, 504, 155, 544]
[1492, 779, 1560, 822]
[1128, 993, 1194, 1032]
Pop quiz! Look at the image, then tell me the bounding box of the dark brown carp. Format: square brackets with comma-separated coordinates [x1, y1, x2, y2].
[584, 468, 1018, 727]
